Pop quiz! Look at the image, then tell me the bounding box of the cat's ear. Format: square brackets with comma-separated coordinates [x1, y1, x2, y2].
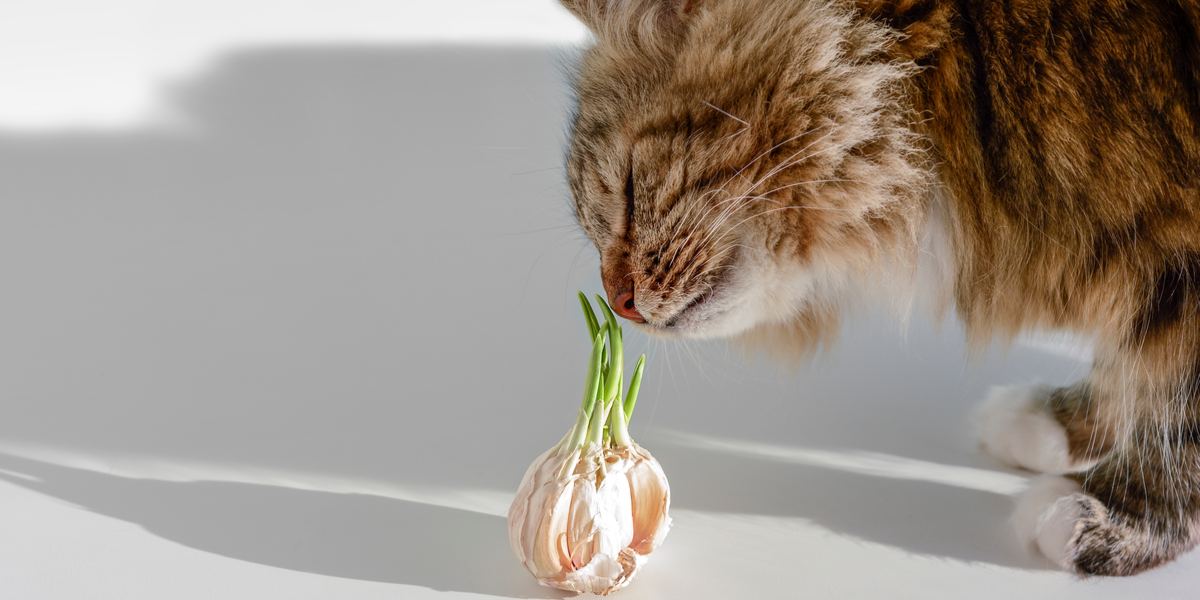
[559, 0, 703, 36]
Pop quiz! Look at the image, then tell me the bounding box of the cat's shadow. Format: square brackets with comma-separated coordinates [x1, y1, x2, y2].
[651, 437, 1051, 570]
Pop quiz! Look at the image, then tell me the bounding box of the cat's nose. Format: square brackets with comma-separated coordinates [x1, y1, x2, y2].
[600, 245, 646, 323]
[610, 289, 646, 323]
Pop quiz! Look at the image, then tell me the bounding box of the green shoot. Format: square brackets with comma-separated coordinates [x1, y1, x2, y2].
[578, 291, 600, 339]
[587, 373, 606, 445]
[569, 292, 650, 449]
[595, 294, 623, 406]
[608, 388, 631, 447]
[570, 325, 608, 448]
[623, 354, 645, 423]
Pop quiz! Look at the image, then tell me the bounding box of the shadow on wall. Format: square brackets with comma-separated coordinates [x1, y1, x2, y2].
[0, 44, 593, 493]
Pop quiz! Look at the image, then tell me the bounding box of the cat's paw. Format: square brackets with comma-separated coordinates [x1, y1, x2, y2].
[1012, 475, 1086, 569]
[1013, 475, 1140, 575]
[976, 385, 1080, 474]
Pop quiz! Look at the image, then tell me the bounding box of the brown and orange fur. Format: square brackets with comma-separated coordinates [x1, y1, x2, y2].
[561, 0, 1200, 575]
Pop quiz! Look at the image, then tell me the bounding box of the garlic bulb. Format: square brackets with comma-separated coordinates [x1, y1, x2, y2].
[508, 294, 671, 595]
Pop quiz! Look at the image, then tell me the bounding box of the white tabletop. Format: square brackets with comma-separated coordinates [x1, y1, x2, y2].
[1, 2, 1196, 598]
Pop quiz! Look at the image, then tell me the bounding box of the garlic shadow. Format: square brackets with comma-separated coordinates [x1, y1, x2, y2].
[0, 453, 563, 599]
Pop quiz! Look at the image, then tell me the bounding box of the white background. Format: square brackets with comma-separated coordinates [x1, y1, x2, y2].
[1, 2, 1197, 598]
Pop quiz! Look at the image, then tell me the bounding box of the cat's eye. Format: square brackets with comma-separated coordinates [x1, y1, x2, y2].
[623, 163, 635, 231]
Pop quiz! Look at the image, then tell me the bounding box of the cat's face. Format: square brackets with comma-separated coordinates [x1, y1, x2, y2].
[564, 0, 926, 340]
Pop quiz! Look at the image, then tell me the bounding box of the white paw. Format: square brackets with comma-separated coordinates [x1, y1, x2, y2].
[1012, 475, 1086, 569]
[976, 385, 1085, 474]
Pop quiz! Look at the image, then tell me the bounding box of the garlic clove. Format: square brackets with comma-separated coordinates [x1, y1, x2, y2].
[625, 446, 671, 554]
[529, 482, 575, 579]
[508, 446, 552, 562]
[566, 467, 599, 569]
[592, 452, 635, 558]
[509, 444, 578, 576]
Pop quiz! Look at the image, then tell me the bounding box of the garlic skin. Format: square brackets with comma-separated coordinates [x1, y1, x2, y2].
[508, 438, 671, 595]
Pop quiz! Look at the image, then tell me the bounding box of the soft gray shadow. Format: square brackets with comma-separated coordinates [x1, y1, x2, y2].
[649, 440, 1049, 570]
[0, 44, 592, 497]
[0, 453, 563, 598]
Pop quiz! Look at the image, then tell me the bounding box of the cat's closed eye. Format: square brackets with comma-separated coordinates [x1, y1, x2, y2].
[622, 162, 635, 234]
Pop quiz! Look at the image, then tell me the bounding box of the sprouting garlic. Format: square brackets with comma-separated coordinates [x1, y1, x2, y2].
[508, 294, 671, 595]
[508, 441, 670, 594]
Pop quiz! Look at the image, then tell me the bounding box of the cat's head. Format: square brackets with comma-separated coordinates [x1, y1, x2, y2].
[564, 0, 930, 344]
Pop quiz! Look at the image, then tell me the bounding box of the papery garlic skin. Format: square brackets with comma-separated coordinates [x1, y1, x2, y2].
[508, 438, 671, 595]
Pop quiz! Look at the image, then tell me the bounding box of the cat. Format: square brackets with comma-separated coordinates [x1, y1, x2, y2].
[559, 0, 1200, 576]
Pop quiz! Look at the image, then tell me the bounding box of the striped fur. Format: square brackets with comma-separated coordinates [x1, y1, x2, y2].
[563, 0, 1200, 575]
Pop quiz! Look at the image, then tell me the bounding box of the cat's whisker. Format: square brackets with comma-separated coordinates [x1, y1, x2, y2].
[689, 180, 801, 251]
[757, 177, 867, 198]
[689, 196, 753, 254]
[661, 185, 735, 262]
[688, 142, 856, 251]
[731, 127, 839, 196]
[702, 100, 750, 127]
[665, 188, 745, 274]
[677, 145, 846, 253]
[718, 203, 853, 236]
[724, 125, 832, 186]
[672, 186, 736, 243]
[736, 131, 846, 199]
[709, 175, 864, 231]
[706, 243, 750, 269]
[667, 125, 835, 256]
[697, 181, 866, 243]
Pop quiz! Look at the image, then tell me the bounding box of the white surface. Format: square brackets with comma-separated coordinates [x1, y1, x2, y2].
[1, 2, 1198, 599]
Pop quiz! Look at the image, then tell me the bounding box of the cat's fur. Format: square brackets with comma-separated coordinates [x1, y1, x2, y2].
[561, 0, 1200, 575]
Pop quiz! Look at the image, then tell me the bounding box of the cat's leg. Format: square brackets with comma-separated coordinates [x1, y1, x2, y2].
[977, 383, 1115, 474]
[1012, 352, 1200, 575]
[1014, 431, 1200, 575]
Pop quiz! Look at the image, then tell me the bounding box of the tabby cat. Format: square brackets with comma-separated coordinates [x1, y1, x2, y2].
[560, 0, 1200, 576]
